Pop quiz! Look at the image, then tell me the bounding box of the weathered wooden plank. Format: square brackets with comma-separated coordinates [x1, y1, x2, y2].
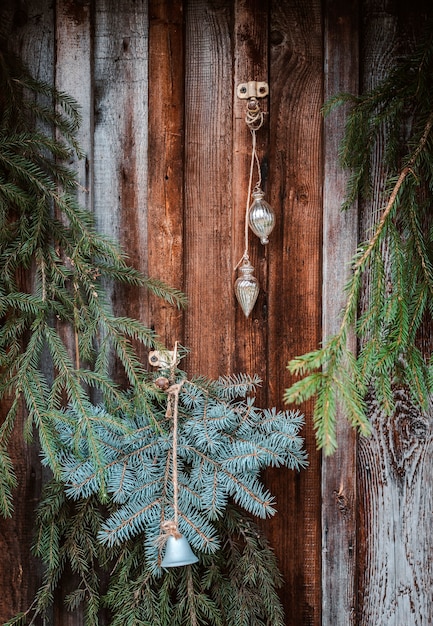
[183, 0, 235, 377]
[0, 1, 55, 622]
[93, 0, 149, 368]
[52, 5, 94, 622]
[232, 0, 269, 398]
[321, 1, 359, 624]
[358, 397, 433, 625]
[147, 0, 185, 348]
[55, 0, 93, 211]
[357, 2, 433, 624]
[265, 1, 323, 623]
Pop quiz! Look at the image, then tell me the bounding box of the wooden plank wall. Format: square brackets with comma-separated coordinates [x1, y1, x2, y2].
[1, 0, 55, 619]
[1, 0, 433, 625]
[356, 2, 433, 624]
[322, 1, 359, 623]
[266, 2, 322, 623]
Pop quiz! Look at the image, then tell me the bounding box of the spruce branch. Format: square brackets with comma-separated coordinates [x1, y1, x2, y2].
[46, 365, 306, 573]
[23, 484, 285, 626]
[285, 24, 433, 454]
[354, 111, 433, 273]
[0, 42, 185, 513]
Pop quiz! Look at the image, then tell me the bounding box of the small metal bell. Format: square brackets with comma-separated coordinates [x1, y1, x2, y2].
[234, 258, 259, 318]
[161, 534, 199, 568]
[248, 188, 275, 244]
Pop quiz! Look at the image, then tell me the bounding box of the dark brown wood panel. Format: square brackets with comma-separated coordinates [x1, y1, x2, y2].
[232, 0, 269, 394]
[0, 0, 55, 621]
[183, 0, 236, 377]
[265, 1, 323, 624]
[0, 406, 46, 623]
[147, 0, 185, 347]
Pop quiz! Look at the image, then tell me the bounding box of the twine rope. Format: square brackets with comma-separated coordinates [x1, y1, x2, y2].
[236, 99, 265, 270]
[166, 378, 184, 529]
[156, 342, 185, 547]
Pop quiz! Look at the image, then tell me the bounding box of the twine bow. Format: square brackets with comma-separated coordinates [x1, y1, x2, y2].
[155, 519, 182, 549]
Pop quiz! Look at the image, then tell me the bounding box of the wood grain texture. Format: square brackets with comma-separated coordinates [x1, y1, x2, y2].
[93, 0, 149, 367]
[358, 393, 433, 625]
[147, 0, 185, 347]
[53, 6, 94, 622]
[232, 0, 269, 400]
[55, 0, 93, 212]
[321, 1, 359, 624]
[54, 0, 93, 392]
[4, 2, 433, 624]
[183, 0, 235, 377]
[265, 1, 323, 623]
[0, 0, 55, 621]
[357, 2, 433, 624]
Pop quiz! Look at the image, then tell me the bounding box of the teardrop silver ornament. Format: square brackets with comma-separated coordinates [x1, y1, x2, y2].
[235, 258, 259, 317]
[248, 188, 275, 244]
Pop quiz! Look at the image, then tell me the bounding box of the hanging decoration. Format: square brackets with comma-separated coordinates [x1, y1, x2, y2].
[234, 257, 260, 318]
[154, 343, 198, 568]
[54, 344, 307, 573]
[248, 188, 276, 244]
[235, 81, 275, 318]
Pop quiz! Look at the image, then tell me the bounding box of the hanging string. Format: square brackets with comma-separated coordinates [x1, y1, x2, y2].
[156, 342, 185, 547]
[235, 97, 265, 270]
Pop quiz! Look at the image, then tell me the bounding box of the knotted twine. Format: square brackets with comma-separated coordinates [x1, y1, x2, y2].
[156, 344, 186, 549]
[235, 96, 266, 271]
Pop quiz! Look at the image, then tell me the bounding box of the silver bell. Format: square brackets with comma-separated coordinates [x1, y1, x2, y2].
[161, 534, 199, 568]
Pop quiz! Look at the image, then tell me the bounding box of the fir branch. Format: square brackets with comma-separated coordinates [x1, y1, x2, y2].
[353, 111, 433, 273]
[46, 370, 306, 572]
[285, 23, 433, 453]
[214, 373, 262, 400]
[15, 479, 286, 626]
[0, 40, 184, 512]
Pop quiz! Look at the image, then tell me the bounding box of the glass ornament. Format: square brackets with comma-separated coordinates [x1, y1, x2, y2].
[235, 258, 259, 318]
[248, 188, 275, 244]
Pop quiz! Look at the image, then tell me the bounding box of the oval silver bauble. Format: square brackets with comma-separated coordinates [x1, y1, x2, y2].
[248, 188, 275, 244]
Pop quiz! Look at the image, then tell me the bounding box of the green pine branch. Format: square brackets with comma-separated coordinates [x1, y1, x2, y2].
[1, 25, 294, 626]
[0, 42, 185, 513]
[52, 367, 306, 569]
[11, 479, 285, 626]
[285, 22, 433, 454]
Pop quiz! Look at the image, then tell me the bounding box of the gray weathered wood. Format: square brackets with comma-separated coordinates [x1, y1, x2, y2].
[93, 0, 149, 368]
[321, 1, 359, 624]
[55, 0, 93, 212]
[357, 3, 433, 624]
[52, 7, 94, 622]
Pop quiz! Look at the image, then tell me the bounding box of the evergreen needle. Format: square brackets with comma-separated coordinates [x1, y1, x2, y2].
[285, 22, 433, 453]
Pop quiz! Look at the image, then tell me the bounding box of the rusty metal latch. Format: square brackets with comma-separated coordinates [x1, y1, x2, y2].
[237, 81, 269, 99]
